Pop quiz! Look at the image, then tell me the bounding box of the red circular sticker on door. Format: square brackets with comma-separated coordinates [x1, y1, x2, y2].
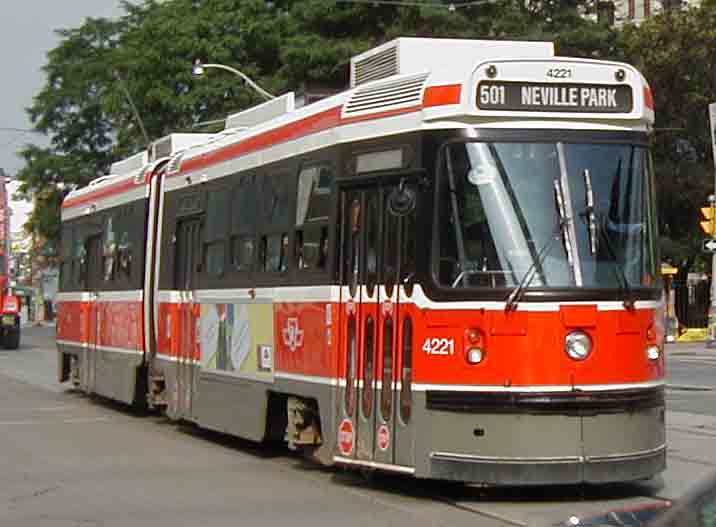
[338, 419, 354, 456]
[377, 424, 390, 451]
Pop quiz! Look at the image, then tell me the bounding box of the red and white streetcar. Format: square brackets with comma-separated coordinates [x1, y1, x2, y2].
[57, 37, 665, 485]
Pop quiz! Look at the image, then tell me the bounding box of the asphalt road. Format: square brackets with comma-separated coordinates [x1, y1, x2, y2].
[0, 327, 714, 526]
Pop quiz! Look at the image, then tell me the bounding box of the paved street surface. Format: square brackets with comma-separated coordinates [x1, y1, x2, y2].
[1, 327, 715, 526]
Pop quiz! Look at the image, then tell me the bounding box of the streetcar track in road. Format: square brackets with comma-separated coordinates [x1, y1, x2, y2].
[264, 450, 530, 526]
[667, 453, 716, 467]
[433, 496, 529, 527]
[0, 405, 78, 413]
[668, 425, 716, 438]
[0, 416, 110, 426]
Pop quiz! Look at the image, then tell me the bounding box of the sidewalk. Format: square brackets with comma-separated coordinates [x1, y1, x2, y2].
[666, 340, 712, 354]
[19, 319, 56, 329]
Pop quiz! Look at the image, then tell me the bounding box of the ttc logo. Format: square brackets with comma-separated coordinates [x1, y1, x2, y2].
[282, 318, 304, 352]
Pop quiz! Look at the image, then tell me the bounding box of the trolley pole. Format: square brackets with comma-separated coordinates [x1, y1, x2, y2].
[708, 103, 716, 348]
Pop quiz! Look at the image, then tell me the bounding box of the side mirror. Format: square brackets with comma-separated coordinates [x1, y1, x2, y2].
[388, 180, 416, 217]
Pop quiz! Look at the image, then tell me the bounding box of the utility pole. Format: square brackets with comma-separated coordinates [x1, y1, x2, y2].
[708, 103, 716, 348]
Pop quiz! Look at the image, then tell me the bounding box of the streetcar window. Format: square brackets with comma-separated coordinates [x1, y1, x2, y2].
[381, 317, 394, 421]
[232, 237, 255, 272]
[435, 140, 657, 291]
[356, 148, 403, 173]
[401, 200, 417, 296]
[383, 196, 398, 297]
[233, 175, 257, 235]
[206, 189, 230, 278]
[345, 316, 357, 416]
[262, 174, 290, 227]
[261, 234, 287, 273]
[72, 226, 88, 288]
[365, 192, 379, 296]
[400, 317, 413, 424]
[205, 242, 225, 277]
[362, 316, 375, 419]
[296, 164, 333, 273]
[296, 227, 328, 270]
[59, 225, 73, 290]
[346, 198, 361, 298]
[103, 215, 117, 282]
[296, 164, 332, 225]
[117, 230, 133, 279]
[206, 189, 231, 242]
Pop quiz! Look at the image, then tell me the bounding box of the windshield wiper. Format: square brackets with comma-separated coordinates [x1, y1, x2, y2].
[505, 218, 565, 312]
[505, 175, 574, 312]
[582, 169, 598, 254]
[592, 211, 636, 310]
[578, 159, 635, 310]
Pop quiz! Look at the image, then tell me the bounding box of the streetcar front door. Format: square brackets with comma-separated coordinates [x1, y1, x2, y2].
[174, 218, 202, 419]
[338, 183, 416, 469]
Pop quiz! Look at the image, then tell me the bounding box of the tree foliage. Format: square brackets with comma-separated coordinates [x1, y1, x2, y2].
[618, 5, 716, 263]
[13, 0, 631, 249]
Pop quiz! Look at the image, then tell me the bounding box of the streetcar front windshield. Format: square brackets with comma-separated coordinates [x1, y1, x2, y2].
[435, 140, 658, 290]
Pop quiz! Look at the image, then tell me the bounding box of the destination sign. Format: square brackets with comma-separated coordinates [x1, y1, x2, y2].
[477, 81, 633, 113]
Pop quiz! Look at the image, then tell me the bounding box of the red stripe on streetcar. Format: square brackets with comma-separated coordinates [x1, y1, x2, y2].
[177, 85, 462, 176]
[62, 178, 146, 210]
[423, 84, 462, 107]
[643, 85, 654, 111]
[178, 106, 343, 176]
[340, 104, 423, 125]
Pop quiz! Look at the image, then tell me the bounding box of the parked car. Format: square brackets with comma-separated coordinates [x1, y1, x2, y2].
[558, 472, 716, 526]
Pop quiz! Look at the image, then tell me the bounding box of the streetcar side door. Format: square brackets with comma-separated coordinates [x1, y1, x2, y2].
[374, 183, 416, 468]
[174, 218, 202, 419]
[337, 188, 370, 461]
[337, 182, 417, 469]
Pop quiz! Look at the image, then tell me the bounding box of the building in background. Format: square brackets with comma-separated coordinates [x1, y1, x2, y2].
[585, 0, 701, 26]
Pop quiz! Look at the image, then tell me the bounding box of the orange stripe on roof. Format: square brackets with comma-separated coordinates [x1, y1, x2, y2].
[423, 84, 462, 107]
[62, 179, 145, 210]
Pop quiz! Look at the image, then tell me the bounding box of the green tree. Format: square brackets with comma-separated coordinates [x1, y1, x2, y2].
[15, 16, 123, 242]
[15, 0, 613, 248]
[618, 5, 716, 262]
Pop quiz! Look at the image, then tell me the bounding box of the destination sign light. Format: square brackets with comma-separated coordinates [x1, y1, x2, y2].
[477, 81, 633, 113]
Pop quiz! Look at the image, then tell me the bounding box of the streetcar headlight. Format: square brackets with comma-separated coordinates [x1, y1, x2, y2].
[646, 345, 660, 361]
[565, 331, 592, 361]
[466, 347, 484, 365]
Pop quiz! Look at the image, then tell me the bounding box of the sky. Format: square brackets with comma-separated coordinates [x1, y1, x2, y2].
[0, 1, 126, 233]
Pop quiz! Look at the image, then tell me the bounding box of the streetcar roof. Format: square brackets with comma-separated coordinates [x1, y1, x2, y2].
[62, 38, 654, 214]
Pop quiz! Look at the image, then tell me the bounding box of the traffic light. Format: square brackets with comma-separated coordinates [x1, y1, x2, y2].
[701, 206, 716, 236]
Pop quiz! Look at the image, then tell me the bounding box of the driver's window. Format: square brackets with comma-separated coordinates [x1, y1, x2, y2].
[437, 145, 503, 288]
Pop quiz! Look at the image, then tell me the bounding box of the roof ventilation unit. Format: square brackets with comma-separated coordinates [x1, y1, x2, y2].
[225, 92, 295, 130]
[110, 151, 149, 176]
[351, 43, 399, 88]
[343, 72, 429, 118]
[350, 38, 555, 88]
[149, 133, 214, 162]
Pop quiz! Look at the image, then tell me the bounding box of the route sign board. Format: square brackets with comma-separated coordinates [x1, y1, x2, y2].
[703, 238, 716, 253]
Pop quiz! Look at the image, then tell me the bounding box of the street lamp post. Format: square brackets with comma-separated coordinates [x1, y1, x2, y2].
[192, 60, 275, 101]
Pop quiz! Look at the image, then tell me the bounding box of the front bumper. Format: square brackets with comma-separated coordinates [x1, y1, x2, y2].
[429, 445, 666, 485]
